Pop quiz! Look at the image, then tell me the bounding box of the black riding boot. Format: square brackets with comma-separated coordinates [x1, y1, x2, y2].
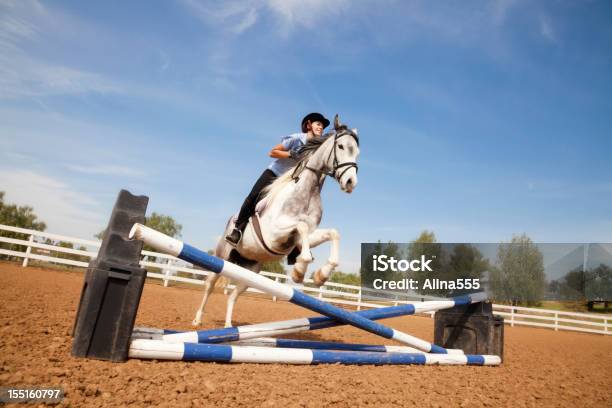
[226, 169, 278, 247]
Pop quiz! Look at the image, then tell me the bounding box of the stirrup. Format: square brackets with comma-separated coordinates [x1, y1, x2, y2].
[225, 229, 243, 246]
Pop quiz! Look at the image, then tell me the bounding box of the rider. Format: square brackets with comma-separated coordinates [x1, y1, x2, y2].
[225, 112, 330, 246]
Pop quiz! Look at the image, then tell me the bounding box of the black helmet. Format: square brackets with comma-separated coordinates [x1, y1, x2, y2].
[301, 112, 330, 133]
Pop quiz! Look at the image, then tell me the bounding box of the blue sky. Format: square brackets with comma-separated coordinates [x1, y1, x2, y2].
[1, 0, 611, 274]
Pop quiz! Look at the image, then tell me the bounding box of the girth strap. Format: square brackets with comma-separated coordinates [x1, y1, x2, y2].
[250, 213, 287, 256]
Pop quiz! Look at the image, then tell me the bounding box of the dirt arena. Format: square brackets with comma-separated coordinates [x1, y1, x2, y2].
[0, 262, 610, 407]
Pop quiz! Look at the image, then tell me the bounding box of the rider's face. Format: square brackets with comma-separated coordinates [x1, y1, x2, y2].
[308, 121, 324, 137]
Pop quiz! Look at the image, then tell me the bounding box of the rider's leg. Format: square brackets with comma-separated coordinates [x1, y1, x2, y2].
[226, 169, 277, 245]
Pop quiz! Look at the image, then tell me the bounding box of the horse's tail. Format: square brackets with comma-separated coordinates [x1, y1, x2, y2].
[215, 215, 235, 258]
[210, 216, 235, 289]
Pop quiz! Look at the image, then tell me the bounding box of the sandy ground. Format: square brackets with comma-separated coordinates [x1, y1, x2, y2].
[0, 261, 610, 407]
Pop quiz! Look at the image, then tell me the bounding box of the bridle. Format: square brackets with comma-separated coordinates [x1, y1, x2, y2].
[304, 129, 359, 183]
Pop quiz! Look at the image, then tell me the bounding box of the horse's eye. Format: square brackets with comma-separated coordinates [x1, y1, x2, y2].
[338, 144, 344, 150]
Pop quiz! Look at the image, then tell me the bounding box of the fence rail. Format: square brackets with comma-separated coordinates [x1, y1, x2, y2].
[1, 223, 609, 335]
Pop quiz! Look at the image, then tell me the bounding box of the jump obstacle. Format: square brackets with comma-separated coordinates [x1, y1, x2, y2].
[131, 329, 427, 353]
[72, 190, 503, 366]
[128, 340, 500, 366]
[130, 295, 484, 350]
[131, 223, 479, 355]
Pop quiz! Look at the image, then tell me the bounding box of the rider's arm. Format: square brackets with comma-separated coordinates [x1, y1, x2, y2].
[269, 143, 291, 159]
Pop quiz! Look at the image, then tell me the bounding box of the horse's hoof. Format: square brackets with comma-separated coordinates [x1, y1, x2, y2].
[292, 268, 305, 283]
[313, 269, 327, 287]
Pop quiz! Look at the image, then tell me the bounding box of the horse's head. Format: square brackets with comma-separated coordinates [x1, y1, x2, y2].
[328, 114, 360, 193]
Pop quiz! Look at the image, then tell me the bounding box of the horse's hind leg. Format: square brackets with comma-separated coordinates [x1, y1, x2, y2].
[193, 273, 220, 326]
[224, 254, 260, 327]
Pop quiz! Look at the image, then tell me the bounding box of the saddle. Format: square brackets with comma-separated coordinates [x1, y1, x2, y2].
[254, 195, 270, 214]
[230, 211, 301, 264]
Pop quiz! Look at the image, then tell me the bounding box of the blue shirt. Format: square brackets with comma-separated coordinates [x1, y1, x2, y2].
[267, 133, 308, 176]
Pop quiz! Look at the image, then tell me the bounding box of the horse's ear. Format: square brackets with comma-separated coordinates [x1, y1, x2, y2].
[352, 128, 358, 135]
[334, 114, 342, 130]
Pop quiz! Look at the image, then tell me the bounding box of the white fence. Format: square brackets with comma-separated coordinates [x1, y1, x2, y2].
[0, 223, 610, 336]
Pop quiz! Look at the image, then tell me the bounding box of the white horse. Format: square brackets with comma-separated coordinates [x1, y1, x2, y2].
[193, 114, 360, 327]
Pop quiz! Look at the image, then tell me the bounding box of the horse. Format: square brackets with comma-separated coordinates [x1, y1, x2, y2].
[193, 114, 360, 327]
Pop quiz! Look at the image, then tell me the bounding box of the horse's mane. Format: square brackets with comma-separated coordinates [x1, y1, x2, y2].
[261, 131, 337, 202]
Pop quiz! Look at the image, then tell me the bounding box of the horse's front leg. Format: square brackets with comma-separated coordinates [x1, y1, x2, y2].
[225, 281, 249, 328]
[291, 221, 314, 282]
[307, 228, 340, 287]
[193, 273, 220, 326]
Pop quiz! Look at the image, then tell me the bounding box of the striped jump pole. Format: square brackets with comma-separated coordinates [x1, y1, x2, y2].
[227, 337, 426, 354]
[132, 293, 485, 351]
[130, 223, 456, 354]
[128, 339, 501, 366]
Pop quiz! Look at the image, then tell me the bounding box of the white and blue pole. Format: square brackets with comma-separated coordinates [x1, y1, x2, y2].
[128, 339, 501, 366]
[130, 224, 463, 354]
[132, 293, 485, 351]
[228, 337, 427, 353]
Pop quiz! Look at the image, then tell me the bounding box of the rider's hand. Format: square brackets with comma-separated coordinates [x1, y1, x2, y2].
[289, 147, 301, 160]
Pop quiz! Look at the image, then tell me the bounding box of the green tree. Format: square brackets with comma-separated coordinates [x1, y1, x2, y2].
[0, 192, 46, 261]
[360, 240, 403, 301]
[489, 234, 545, 306]
[361, 240, 403, 284]
[261, 260, 285, 274]
[413, 230, 436, 244]
[144, 212, 182, 239]
[96, 212, 182, 253]
[0, 192, 46, 231]
[53, 241, 89, 264]
[329, 270, 360, 286]
[448, 244, 489, 281]
[407, 230, 444, 295]
[585, 264, 612, 301]
[558, 267, 586, 300]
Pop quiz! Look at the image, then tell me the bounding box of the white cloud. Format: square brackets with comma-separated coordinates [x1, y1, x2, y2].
[179, 0, 352, 36]
[179, 0, 259, 35]
[0, 15, 38, 45]
[539, 14, 556, 43]
[0, 0, 124, 99]
[0, 169, 105, 239]
[0, 55, 124, 99]
[266, 0, 349, 29]
[233, 7, 258, 34]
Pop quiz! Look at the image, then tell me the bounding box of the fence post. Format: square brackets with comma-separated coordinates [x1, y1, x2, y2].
[554, 312, 559, 331]
[356, 287, 362, 311]
[22, 234, 34, 267]
[510, 307, 515, 327]
[318, 285, 323, 300]
[163, 258, 173, 287]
